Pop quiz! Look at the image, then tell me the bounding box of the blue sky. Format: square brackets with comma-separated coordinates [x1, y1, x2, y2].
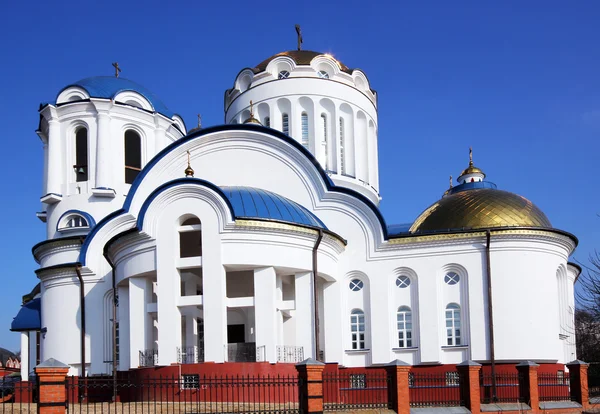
[0, 1, 598, 352]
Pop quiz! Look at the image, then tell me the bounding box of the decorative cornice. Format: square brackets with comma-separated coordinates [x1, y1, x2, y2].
[384, 228, 576, 254]
[32, 237, 85, 264]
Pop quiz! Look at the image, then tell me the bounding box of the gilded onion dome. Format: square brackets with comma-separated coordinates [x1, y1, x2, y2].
[409, 153, 551, 233]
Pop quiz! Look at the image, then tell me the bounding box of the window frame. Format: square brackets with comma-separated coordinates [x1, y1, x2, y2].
[317, 70, 330, 79]
[301, 112, 309, 148]
[445, 303, 462, 346]
[74, 127, 88, 182]
[282, 114, 289, 136]
[124, 129, 142, 184]
[350, 309, 366, 350]
[397, 306, 413, 348]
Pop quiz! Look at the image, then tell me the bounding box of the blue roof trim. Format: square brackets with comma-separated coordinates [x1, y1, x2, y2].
[78, 209, 126, 266]
[10, 298, 41, 332]
[56, 209, 97, 231]
[121, 123, 387, 233]
[57, 76, 175, 118]
[448, 181, 497, 195]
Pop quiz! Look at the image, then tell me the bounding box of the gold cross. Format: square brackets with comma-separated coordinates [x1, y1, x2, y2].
[295, 24, 303, 51]
[469, 147, 473, 165]
[197, 114, 202, 128]
[250, 100, 254, 117]
[112, 62, 122, 78]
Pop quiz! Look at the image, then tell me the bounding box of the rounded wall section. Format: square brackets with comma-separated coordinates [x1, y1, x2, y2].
[224, 78, 379, 204]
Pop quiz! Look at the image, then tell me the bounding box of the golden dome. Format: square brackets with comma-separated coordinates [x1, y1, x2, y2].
[460, 164, 484, 177]
[253, 50, 352, 74]
[243, 116, 262, 125]
[409, 188, 551, 233]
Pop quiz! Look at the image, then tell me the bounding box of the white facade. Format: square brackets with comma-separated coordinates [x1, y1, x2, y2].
[19, 49, 580, 377]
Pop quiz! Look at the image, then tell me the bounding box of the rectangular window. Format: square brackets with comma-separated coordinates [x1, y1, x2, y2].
[397, 307, 412, 348]
[282, 114, 289, 136]
[182, 374, 200, 390]
[349, 374, 366, 389]
[75, 128, 88, 182]
[350, 310, 365, 350]
[321, 114, 328, 170]
[339, 118, 345, 174]
[125, 130, 142, 184]
[301, 112, 309, 148]
[445, 304, 461, 346]
[445, 371, 460, 386]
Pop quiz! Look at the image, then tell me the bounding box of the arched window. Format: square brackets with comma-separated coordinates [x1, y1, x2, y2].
[264, 116, 271, 128]
[445, 303, 461, 346]
[339, 118, 345, 174]
[321, 114, 328, 169]
[180, 217, 202, 258]
[66, 215, 88, 228]
[350, 309, 365, 350]
[74, 127, 88, 182]
[397, 306, 412, 348]
[124, 130, 141, 184]
[282, 114, 289, 136]
[301, 112, 309, 148]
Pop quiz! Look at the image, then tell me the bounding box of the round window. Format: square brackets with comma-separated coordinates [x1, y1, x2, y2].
[396, 276, 411, 288]
[444, 272, 460, 285]
[349, 279, 364, 291]
[278, 70, 290, 79]
[317, 70, 329, 79]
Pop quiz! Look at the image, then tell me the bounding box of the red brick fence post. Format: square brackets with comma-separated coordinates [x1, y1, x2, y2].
[296, 358, 325, 414]
[516, 360, 539, 414]
[385, 360, 411, 414]
[567, 360, 590, 411]
[457, 360, 482, 414]
[35, 358, 70, 414]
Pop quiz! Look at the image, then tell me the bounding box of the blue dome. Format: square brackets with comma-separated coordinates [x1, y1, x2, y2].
[221, 186, 327, 229]
[58, 76, 174, 118]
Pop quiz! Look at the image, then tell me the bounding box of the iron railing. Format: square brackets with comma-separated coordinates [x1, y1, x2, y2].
[225, 343, 265, 362]
[177, 346, 204, 364]
[479, 372, 525, 403]
[66, 374, 301, 413]
[276, 346, 304, 363]
[538, 372, 572, 402]
[139, 349, 158, 367]
[409, 371, 463, 407]
[0, 375, 37, 411]
[323, 371, 391, 411]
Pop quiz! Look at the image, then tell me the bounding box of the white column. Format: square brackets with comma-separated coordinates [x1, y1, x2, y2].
[95, 112, 112, 189]
[46, 119, 62, 195]
[129, 278, 152, 368]
[118, 285, 130, 370]
[202, 263, 226, 363]
[254, 267, 277, 363]
[295, 272, 314, 359]
[153, 125, 165, 153]
[323, 281, 343, 363]
[20, 333, 29, 381]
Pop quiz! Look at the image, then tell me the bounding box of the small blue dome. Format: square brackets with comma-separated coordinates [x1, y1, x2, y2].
[58, 76, 174, 118]
[221, 186, 327, 229]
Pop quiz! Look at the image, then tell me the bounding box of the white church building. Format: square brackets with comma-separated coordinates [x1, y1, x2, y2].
[11, 44, 580, 378]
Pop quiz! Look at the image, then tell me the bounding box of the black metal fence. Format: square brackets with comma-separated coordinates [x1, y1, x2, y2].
[276, 346, 304, 363]
[538, 372, 572, 402]
[66, 374, 301, 413]
[323, 371, 391, 411]
[480, 372, 525, 403]
[0, 375, 36, 413]
[177, 346, 205, 364]
[409, 372, 463, 407]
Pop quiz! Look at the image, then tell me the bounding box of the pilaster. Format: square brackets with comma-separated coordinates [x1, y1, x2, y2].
[254, 267, 277, 362]
[295, 272, 314, 359]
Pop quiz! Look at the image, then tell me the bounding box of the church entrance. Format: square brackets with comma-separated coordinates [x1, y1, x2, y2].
[227, 324, 245, 344]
